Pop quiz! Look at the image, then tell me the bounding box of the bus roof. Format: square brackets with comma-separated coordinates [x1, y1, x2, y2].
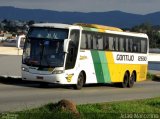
[32, 23, 148, 39]
[75, 23, 123, 32]
[75, 23, 148, 38]
[32, 23, 74, 29]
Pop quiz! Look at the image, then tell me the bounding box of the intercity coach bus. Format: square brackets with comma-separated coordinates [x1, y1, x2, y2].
[21, 23, 149, 89]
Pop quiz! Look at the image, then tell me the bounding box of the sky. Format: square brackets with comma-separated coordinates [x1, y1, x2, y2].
[0, 0, 160, 15]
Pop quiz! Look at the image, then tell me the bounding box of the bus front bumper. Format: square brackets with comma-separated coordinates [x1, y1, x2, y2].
[22, 71, 72, 84]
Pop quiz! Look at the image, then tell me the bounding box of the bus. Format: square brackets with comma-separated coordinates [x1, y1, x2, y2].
[21, 23, 149, 89]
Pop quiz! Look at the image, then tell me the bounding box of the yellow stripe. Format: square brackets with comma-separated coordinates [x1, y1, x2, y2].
[98, 29, 105, 32]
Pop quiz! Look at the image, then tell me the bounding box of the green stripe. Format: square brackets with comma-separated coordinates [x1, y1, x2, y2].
[91, 51, 111, 83]
[98, 51, 111, 83]
[91, 51, 104, 83]
[83, 27, 91, 31]
[90, 28, 98, 32]
[82, 27, 98, 32]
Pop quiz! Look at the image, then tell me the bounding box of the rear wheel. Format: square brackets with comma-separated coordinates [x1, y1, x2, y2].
[74, 72, 84, 90]
[121, 72, 129, 88]
[128, 72, 135, 88]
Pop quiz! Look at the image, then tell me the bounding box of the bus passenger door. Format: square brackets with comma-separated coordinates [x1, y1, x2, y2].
[65, 30, 80, 70]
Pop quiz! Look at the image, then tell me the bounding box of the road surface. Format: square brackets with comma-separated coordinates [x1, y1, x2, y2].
[0, 55, 21, 77]
[0, 46, 22, 77]
[0, 53, 160, 113]
[0, 80, 159, 112]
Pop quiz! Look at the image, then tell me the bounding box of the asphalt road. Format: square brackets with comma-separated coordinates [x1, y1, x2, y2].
[0, 55, 21, 77]
[0, 80, 160, 113]
[0, 55, 160, 113]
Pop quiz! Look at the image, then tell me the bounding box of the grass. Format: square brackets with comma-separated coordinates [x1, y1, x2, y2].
[147, 72, 155, 80]
[0, 97, 160, 119]
[147, 72, 160, 81]
[77, 97, 160, 118]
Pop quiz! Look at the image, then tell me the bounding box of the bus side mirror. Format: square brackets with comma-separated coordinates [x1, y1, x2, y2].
[64, 39, 71, 53]
[16, 35, 25, 49]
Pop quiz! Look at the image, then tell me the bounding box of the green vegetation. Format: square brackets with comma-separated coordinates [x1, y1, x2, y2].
[147, 72, 155, 80]
[1, 97, 160, 119]
[147, 72, 160, 81]
[130, 23, 160, 48]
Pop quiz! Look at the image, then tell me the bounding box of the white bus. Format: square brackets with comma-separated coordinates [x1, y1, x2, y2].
[21, 23, 149, 89]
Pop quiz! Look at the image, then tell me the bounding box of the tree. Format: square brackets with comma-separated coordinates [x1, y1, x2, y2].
[27, 20, 35, 26]
[130, 23, 160, 48]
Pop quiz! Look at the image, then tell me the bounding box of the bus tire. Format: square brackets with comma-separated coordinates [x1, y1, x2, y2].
[121, 72, 129, 88]
[128, 72, 135, 88]
[74, 72, 84, 90]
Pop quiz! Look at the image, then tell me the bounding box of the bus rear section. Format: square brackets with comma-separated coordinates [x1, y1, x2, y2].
[79, 24, 149, 88]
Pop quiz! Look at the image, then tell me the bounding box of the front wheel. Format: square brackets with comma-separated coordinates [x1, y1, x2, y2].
[73, 72, 84, 90]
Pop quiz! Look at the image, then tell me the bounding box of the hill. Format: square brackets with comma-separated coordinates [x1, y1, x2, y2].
[0, 6, 160, 28]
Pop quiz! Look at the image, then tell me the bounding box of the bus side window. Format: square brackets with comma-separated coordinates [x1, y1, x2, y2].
[93, 34, 98, 50]
[137, 38, 141, 53]
[108, 36, 114, 51]
[97, 34, 103, 50]
[87, 33, 92, 49]
[132, 38, 141, 53]
[113, 37, 119, 51]
[141, 39, 147, 53]
[128, 38, 133, 52]
[104, 35, 109, 50]
[113, 38, 116, 50]
[132, 43, 138, 52]
[115, 37, 119, 51]
[125, 38, 129, 52]
[118, 37, 125, 51]
[80, 32, 87, 49]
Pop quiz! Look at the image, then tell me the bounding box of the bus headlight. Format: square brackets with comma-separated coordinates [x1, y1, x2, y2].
[52, 70, 64, 74]
[22, 67, 29, 72]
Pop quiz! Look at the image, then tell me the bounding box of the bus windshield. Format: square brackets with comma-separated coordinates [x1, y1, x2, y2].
[23, 27, 69, 68]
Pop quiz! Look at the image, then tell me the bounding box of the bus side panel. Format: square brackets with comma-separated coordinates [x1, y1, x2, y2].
[79, 50, 98, 84]
[138, 64, 148, 81]
[79, 50, 112, 84]
[79, 50, 147, 84]
[105, 52, 148, 83]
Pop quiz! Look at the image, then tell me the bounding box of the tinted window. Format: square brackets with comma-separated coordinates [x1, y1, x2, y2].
[80, 31, 148, 53]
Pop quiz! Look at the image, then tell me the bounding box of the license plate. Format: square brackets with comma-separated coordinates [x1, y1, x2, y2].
[36, 76, 43, 80]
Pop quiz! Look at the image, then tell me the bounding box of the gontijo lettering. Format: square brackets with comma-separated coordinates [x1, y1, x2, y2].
[116, 54, 134, 61]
